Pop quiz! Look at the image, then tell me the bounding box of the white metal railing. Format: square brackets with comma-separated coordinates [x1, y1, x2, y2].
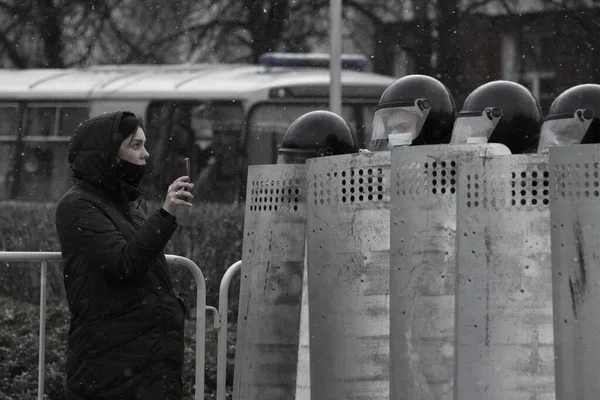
[216, 260, 242, 400]
[0, 251, 228, 400]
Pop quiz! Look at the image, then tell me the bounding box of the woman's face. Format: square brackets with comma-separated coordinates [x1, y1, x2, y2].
[117, 127, 149, 165]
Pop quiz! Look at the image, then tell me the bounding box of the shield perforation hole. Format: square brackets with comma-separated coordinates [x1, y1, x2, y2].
[354, 166, 386, 202]
[325, 167, 387, 202]
[565, 163, 600, 199]
[424, 159, 456, 195]
[250, 179, 303, 212]
[509, 168, 549, 206]
[465, 174, 482, 208]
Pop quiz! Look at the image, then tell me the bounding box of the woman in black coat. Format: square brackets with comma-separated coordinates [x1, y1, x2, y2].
[55, 111, 194, 399]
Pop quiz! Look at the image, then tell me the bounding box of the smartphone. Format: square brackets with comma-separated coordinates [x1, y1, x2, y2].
[184, 157, 191, 180]
[184, 157, 192, 190]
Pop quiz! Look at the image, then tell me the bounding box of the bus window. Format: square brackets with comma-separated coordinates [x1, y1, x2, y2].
[246, 103, 375, 165]
[0, 105, 18, 200]
[59, 107, 90, 136]
[145, 100, 244, 203]
[11, 104, 89, 200]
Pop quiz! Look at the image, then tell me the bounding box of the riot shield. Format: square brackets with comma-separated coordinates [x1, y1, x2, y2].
[549, 144, 600, 399]
[455, 154, 555, 399]
[232, 164, 307, 400]
[295, 249, 311, 400]
[306, 151, 391, 400]
[389, 144, 511, 400]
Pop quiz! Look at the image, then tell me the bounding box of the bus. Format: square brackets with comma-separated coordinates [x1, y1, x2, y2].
[0, 53, 396, 203]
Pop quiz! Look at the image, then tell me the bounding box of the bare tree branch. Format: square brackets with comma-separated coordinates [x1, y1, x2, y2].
[462, 0, 501, 14]
[0, 19, 26, 67]
[149, 20, 247, 51]
[64, 19, 107, 67]
[106, 17, 150, 62]
[0, 0, 30, 18]
[498, 0, 514, 13]
[344, 0, 385, 23]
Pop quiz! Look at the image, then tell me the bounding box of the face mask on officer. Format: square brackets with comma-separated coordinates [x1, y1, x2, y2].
[387, 111, 419, 146]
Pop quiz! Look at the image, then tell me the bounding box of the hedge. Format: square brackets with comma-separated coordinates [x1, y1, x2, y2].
[0, 200, 243, 315]
[0, 295, 237, 399]
[0, 200, 245, 398]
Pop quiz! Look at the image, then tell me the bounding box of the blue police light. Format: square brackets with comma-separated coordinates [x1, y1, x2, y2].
[259, 52, 369, 71]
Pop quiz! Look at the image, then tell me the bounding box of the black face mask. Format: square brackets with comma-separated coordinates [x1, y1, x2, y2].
[116, 157, 146, 186]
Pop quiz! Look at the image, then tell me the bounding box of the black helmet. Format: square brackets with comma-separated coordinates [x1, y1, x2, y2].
[537, 84, 600, 153]
[277, 110, 359, 164]
[451, 80, 542, 154]
[371, 74, 456, 149]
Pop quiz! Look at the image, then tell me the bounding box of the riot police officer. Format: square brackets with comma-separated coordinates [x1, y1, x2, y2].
[277, 110, 359, 164]
[370, 74, 457, 150]
[450, 80, 542, 153]
[537, 83, 600, 153]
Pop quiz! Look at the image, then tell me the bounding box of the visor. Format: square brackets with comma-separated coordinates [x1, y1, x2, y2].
[537, 109, 594, 153]
[450, 107, 502, 145]
[371, 98, 431, 149]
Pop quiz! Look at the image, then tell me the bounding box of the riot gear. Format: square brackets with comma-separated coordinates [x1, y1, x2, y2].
[537, 84, 600, 153]
[371, 74, 457, 149]
[277, 110, 359, 164]
[451, 80, 542, 153]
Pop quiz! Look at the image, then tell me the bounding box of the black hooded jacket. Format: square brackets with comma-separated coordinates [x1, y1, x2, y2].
[55, 111, 185, 399]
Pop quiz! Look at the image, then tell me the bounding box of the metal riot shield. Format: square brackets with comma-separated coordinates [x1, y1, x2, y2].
[389, 143, 511, 400]
[233, 164, 307, 400]
[549, 144, 600, 399]
[455, 154, 555, 399]
[295, 249, 311, 400]
[306, 151, 391, 400]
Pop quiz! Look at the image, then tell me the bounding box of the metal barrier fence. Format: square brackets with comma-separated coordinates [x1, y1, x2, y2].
[217, 261, 242, 400]
[0, 252, 241, 400]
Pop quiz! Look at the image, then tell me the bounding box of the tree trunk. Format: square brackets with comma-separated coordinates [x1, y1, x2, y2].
[38, 0, 64, 68]
[247, 0, 289, 62]
[409, 0, 434, 76]
[434, 0, 462, 99]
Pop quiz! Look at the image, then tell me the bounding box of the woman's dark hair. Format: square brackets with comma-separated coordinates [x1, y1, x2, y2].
[117, 113, 145, 146]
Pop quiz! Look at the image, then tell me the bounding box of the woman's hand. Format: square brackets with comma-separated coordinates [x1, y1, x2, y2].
[162, 176, 194, 216]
